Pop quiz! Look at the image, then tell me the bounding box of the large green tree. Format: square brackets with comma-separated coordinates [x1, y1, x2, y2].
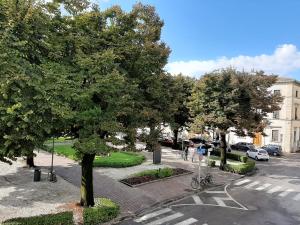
[0, 0, 65, 166]
[169, 74, 194, 148]
[189, 68, 282, 169]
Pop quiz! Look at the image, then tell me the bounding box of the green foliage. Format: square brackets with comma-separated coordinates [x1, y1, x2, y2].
[52, 145, 77, 160]
[189, 68, 282, 168]
[83, 198, 120, 225]
[211, 149, 248, 163]
[208, 160, 216, 167]
[93, 152, 145, 167]
[190, 68, 282, 135]
[224, 160, 256, 174]
[133, 167, 174, 179]
[2, 212, 74, 225]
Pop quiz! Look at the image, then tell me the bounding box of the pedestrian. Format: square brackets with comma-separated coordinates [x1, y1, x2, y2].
[191, 143, 197, 162]
[197, 143, 205, 162]
[184, 144, 189, 161]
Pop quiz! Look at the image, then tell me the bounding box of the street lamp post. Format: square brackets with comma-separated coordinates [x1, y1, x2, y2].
[48, 135, 57, 182]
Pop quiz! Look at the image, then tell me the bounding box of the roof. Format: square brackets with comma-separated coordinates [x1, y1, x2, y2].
[276, 76, 300, 86]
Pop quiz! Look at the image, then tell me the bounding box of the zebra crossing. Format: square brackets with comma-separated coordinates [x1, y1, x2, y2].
[234, 178, 300, 201]
[133, 207, 201, 225]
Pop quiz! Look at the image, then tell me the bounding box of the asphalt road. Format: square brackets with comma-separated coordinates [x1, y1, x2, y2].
[118, 154, 300, 225]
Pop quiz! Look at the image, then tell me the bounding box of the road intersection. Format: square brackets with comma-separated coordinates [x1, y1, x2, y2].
[118, 154, 300, 225]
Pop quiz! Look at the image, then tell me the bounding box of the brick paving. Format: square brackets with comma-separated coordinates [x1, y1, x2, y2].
[34, 145, 242, 217]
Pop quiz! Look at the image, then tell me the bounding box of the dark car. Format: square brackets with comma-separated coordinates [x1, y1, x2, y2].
[231, 142, 255, 151]
[262, 144, 282, 156]
[158, 137, 174, 147]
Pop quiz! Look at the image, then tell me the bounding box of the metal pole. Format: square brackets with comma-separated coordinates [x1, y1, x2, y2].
[198, 156, 201, 183]
[51, 135, 54, 173]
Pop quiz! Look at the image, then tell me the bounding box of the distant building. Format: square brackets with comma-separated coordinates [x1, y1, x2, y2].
[228, 77, 300, 153]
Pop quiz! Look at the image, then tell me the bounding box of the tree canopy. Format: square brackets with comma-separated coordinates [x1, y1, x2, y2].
[189, 68, 282, 168]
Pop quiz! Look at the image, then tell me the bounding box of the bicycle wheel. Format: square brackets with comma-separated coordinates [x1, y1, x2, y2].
[206, 174, 213, 184]
[191, 179, 199, 189]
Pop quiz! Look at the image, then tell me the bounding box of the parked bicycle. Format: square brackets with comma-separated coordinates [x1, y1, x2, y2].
[191, 173, 213, 190]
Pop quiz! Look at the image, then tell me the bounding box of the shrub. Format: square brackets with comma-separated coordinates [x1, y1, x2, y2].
[133, 167, 174, 179]
[157, 168, 173, 178]
[211, 149, 248, 163]
[224, 160, 255, 174]
[83, 198, 120, 225]
[208, 160, 216, 167]
[93, 152, 145, 167]
[2, 212, 74, 225]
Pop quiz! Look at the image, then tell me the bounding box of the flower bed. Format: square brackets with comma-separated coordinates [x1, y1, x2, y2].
[120, 168, 192, 187]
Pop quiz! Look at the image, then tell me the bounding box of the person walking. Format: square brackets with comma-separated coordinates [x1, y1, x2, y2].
[184, 144, 189, 161]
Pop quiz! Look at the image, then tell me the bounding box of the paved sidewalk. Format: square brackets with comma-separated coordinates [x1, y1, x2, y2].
[34, 145, 242, 217]
[0, 159, 78, 222]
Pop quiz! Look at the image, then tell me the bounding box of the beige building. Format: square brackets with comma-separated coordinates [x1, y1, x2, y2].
[262, 77, 300, 153]
[227, 77, 300, 153]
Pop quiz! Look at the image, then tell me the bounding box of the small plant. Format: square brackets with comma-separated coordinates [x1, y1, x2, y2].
[208, 160, 216, 167]
[83, 198, 120, 225]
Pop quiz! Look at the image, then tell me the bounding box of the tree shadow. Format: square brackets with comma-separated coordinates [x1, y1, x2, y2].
[0, 161, 79, 222]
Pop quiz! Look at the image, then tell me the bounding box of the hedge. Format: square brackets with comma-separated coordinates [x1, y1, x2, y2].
[93, 152, 145, 167]
[2, 212, 74, 225]
[210, 149, 255, 174]
[224, 160, 256, 174]
[83, 198, 120, 225]
[211, 149, 248, 163]
[133, 167, 174, 179]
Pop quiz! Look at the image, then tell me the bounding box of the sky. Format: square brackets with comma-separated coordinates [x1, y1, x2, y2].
[95, 0, 300, 79]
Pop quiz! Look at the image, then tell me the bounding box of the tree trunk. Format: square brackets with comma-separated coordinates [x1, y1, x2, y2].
[219, 131, 227, 170]
[173, 128, 179, 148]
[125, 128, 136, 151]
[26, 156, 35, 168]
[80, 153, 95, 207]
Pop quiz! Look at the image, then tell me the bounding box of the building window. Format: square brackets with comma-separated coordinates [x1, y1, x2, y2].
[297, 91, 299, 98]
[272, 130, 279, 142]
[274, 90, 281, 95]
[273, 111, 280, 119]
[296, 108, 298, 120]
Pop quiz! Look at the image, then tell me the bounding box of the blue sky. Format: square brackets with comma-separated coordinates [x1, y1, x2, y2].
[96, 0, 300, 79]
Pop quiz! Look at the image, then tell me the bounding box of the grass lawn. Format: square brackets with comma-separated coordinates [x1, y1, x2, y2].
[93, 152, 145, 167]
[51, 145, 145, 167]
[44, 137, 75, 144]
[52, 145, 78, 160]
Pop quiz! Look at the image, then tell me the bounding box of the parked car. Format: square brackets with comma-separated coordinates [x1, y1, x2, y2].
[158, 137, 174, 147]
[209, 140, 231, 152]
[231, 142, 255, 151]
[246, 148, 270, 161]
[261, 144, 282, 156]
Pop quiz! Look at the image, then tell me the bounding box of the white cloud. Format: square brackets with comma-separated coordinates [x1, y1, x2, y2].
[166, 44, 300, 77]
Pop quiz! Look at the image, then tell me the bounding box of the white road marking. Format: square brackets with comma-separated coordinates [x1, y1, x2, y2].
[235, 179, 251, 186]
[174, 218, 198, 225]
[266, 186, 282, 194]
[255, 183, 272, 191]
[205, 191, 225, 193]
[213, 197, 231, 207]
[279, 189, 294, 197]
[293, 193, 300, 201]
[244, 181, 260, 189]
[145, 212, 183, 225]
[192, 195, 203, 205]
[134, 208, 171, 222]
